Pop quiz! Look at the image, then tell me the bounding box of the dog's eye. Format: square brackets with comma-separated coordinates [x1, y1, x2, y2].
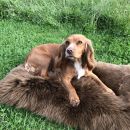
[77, 41, 83, 45]
[65, 41, 70, 45]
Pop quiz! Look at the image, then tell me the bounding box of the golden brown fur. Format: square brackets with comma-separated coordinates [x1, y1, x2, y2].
[54, 34, 96, 106]
[25, 34, 114, 107]
[25, 44, 60, 76]
[0, 64, 130, 130]
[25, 34, 96, 106]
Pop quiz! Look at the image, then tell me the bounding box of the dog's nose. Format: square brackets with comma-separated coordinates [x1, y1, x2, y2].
[67, 49, 73, 55]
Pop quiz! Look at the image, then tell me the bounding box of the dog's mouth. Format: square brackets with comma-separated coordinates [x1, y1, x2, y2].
[65, 55, 78, 62]
[66, 56, 75, 60]
[65, 51, 80, 61]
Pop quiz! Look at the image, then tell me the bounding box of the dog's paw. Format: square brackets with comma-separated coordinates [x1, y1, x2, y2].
[69, 95, 80, 107]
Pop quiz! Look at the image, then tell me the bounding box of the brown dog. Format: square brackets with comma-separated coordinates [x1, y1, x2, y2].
[24, 44, 60, 76]
[25, 34, 114, 107]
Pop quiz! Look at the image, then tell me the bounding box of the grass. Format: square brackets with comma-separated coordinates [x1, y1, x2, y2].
[0, 0, 130, 129]
[1, 0, 130, 35]
[0, 104, 71, 130]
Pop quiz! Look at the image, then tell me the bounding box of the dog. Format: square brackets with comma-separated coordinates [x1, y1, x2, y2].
[25, 34, 114, 107]
[24, 43, 60, 76]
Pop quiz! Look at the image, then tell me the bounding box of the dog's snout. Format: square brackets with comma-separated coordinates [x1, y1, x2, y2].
[67, 49, 73, 55]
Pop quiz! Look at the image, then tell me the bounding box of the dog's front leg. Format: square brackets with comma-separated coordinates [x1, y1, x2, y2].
[63, 76, 80, 107]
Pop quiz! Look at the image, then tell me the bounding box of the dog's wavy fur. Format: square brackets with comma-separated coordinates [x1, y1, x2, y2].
[0, 64, 130, 130]
[56, 35, 95, 70]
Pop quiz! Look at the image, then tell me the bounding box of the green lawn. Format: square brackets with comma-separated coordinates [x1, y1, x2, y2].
[0, 0, 130, 129]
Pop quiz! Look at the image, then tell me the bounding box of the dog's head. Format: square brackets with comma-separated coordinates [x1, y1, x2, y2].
[58, 34, 95, 70]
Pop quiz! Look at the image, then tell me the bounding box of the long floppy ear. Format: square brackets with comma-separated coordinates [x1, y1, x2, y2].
[82, 40, 95, 71]
[56, 43, 66, 67]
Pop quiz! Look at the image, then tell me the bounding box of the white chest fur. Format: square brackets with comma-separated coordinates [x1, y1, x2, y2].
[74, 61, 85, 79]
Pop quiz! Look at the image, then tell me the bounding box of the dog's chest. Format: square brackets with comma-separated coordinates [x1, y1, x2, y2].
[74, 61, 85, 79]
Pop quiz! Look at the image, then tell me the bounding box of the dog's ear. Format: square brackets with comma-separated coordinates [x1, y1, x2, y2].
[82, 40, 95, 70]
[58, 44, 66, 60]
[56, 43, 66, 67]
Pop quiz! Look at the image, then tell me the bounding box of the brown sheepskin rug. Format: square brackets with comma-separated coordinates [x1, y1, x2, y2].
[0, 64, 130, 130]
[94, 61, 130, 95]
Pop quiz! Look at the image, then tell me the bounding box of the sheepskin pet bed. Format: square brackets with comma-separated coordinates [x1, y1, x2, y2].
[94, 62, 130, 95]
[0, 64, 130, 130]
